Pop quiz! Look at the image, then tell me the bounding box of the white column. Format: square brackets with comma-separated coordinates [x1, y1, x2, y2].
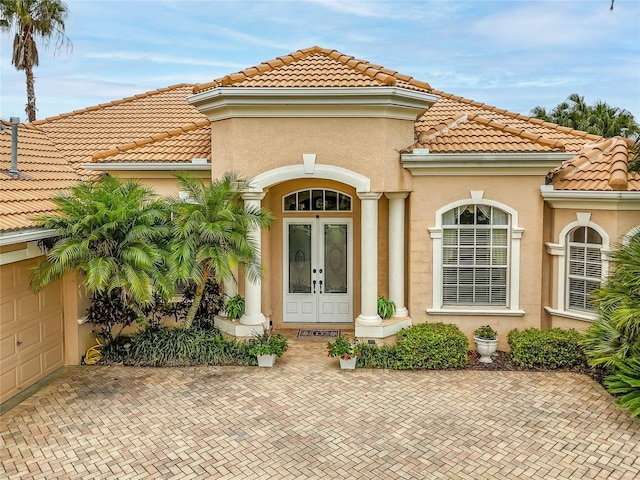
[239, 192, 267, 326]
[220, 266, 238, 318]
[357, 192, 382, 325]
[386, 192, 409, 318]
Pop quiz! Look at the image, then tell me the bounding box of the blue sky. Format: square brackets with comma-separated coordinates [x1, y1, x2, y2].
[1, 0, 639, 122]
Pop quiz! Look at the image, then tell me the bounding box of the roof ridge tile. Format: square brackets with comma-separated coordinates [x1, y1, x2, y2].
[468, 113, 566, 151]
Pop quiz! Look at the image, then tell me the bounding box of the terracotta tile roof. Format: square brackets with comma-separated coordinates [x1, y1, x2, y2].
[549, 137, 640, 191]
[92, 121, 210, 163]
[0, 121, 81, 232]
[411, 92, 603, 154]
[193, 46, 432, 92]
[32, 84, 209, 175]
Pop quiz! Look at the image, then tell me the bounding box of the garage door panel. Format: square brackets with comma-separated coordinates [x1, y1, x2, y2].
[1, 368, 19, 404]
[1, 265, 15, 290]
[17, 294, 40, 320]
[42, 312, 63, 340]
[1, 299, 16, 328]
[14, 260, 37, 292]
[42, 282, 62, 307]
[18, 353, 43, 387]
[43, 343, 64, 372]
[1, 334, 17, 363]
[18, 322, 41, 350]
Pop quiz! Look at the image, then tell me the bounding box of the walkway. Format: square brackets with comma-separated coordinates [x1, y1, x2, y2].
[1, 336, 639, 479]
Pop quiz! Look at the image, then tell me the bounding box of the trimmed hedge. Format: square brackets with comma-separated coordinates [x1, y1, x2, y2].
[507, 328, 586, 369]
[394, 322, 468, 369]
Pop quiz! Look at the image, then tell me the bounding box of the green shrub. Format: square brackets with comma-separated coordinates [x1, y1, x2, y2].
[473, 325, 498, 340]
[100, 326, 254, 366]
[394, 322, 468, 369]
[86, 289, 139, 340]
[357, 343, 398, 368]
[507, 328, 586, 369]
[224, 294, 245, 320]
[605, 354, 640, 417]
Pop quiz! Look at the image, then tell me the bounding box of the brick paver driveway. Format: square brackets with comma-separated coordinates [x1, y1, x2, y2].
[2, 337, 639, 479]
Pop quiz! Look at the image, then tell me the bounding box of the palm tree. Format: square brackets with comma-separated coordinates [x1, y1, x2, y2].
[170, 173, 273, 328]
[530, 93, 639, 138]
[0, 0, 70, 122]
[30, 175, 173, 311]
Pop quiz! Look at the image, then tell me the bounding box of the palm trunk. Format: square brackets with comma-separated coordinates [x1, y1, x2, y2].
[184, 272, 209, 328]
[25, 64, 36, 122]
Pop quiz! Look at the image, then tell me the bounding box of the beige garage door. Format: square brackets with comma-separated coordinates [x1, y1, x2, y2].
[1, 257, 64, 404]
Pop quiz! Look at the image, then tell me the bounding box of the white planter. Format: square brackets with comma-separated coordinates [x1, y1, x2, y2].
[257, 354, 276, 367]
[474, 337, 498, 363]
[339, 357, 357, 369]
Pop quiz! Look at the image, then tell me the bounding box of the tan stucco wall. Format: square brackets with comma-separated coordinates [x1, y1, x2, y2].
[210, 117, 415, 192]
[106, 172, 210, 197]
[407, 174, 548, 350]
[62, 272, 93, 365]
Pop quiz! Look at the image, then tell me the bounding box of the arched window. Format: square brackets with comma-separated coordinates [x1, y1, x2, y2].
[283, 189, 352, 212]
[441, 204, 509, 306]
[567, 227, 602, 312]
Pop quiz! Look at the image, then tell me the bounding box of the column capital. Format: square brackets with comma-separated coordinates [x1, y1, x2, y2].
[385, 192, 409, 200]
[241, 191, 266, 202]
[357, 191, 383, 201]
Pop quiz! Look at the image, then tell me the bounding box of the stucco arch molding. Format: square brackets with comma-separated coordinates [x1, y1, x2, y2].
[249, 164, 371, 192]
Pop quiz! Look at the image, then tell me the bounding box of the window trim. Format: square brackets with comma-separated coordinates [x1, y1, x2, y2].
[428, 191, 524, 315]
[544, 213, 609, 320]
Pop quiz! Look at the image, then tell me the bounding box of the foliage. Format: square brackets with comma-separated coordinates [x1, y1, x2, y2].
[99, 326, 254, 366]
[85, 289, 139, 340]
[507, 328, 586, 369]
[530, 93, 639, 138]
[604, 355, 640, 417]
[327, 336, 363, 360]
[394, 322, 468, 370]
[248, 328, 288, 357]
[473, 325, 498, 340]
[0, 0, 71, 121]
[30, 175, 173, 311]
[224, 294, 245, 320]
[181, 278, 224, 329]
[169, 173, 273, 327]
[582, 237, 640, 368]
[377, 295, 396, 320]
[356, 343, 398, 369]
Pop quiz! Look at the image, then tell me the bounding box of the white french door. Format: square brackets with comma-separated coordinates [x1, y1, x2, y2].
[283, 218, 353, 323]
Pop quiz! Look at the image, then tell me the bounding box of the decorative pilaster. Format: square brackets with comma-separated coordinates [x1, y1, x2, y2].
[239, 191, 267, 327]
[386, 192, 409, 318]
[356, 192, 383, 325]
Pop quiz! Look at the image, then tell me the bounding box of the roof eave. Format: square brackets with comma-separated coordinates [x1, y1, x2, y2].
[540, 185, 640, 210]
[0, 228, 57, 247]
[401, 151, 574, 176]
[188, 86, 439, 121]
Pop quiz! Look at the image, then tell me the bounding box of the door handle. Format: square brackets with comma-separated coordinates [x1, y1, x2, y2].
[313, 279, 317, 294]
[17, 341, 23, 346]
[319, 279, 323, 294]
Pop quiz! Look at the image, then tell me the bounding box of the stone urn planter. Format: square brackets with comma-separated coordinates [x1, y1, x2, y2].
[473, 325, 498, 363]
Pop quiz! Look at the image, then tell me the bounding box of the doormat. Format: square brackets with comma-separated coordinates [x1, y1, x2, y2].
[296, 329, 340, 339]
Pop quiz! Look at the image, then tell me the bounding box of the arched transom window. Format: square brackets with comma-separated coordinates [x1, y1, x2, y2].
[442, 204, 509, 306]
[567, 226, 602, 312]
[283, 189, 352, 212]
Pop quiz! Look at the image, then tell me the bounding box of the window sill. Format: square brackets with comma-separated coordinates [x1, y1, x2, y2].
[427, 308, 525, 317]
[544, 307, 597, 323]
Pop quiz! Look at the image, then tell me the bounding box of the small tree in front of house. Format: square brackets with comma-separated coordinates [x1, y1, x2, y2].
[169, 173, 273, 328]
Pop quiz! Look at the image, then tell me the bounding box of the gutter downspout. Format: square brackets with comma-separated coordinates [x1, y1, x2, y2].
[9, 117, 20, 178]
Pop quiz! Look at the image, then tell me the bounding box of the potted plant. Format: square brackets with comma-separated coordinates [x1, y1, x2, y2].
[473, 325, 498, 363]
[377, 295, 396, 320]
[224, 294, 245, 321]
[327, 336, 363, 369]
[249, 328, 288, 367]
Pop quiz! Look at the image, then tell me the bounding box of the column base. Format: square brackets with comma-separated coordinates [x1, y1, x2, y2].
[355, 316, 412, 339]
[392, 306, 409, 318]
[356, 313, 382, 325]
[215, 315, 268, 338]
[240, 312, 267, 326]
